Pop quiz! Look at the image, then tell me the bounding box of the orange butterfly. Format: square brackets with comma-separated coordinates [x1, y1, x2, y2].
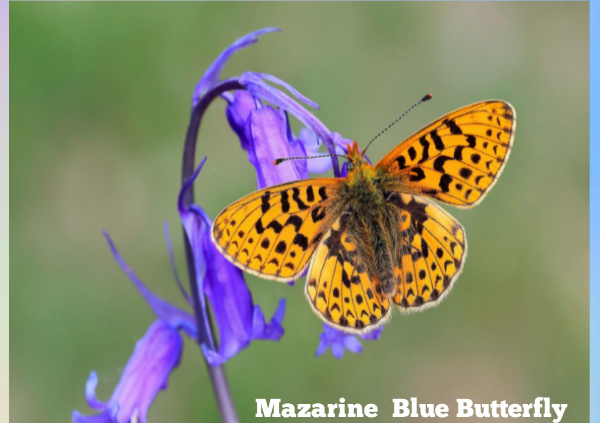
[212, 100, 516, 333]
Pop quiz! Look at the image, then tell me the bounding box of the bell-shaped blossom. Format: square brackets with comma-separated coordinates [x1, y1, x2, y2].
[179, 158, 286, 365]
[193, 27, 350, 183]
[315, 323, 384, 359]
[224, 89, 352, 189]
[72, 320, 183, 423]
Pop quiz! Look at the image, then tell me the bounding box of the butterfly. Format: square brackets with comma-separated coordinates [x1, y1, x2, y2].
[211, 100, 516, 333]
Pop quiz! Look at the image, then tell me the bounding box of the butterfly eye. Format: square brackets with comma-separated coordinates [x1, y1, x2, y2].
[347, 162, 354, 171]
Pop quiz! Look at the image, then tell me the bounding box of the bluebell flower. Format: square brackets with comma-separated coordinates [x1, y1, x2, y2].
[223, 84, 351, 189]
[74, 161, 285, 421]
[179, 158, 286, 365]
[72, 230, 195, 423]
[72, 320, 183, 423]
[315, 324, 384, 359]
[194, 28, 351, 185]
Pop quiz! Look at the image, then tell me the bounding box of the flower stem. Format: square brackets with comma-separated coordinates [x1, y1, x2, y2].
[181, 78, 244, 423]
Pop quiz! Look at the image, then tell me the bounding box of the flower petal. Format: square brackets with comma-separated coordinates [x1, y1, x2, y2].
[360, 327, 384, 341]
[239, 72, 341, 176]
[296, 128, 332, 174]
[245, 105, 302, 188]
[225, 91, 257, 150]
[251, 298, 286, 341]
[253, 73, 319, 109]
[83, 372, 108, 411]
[73, 320, 182, 423]
[103, 232, 197, 338]
[193, 28, 280, 105]
[342, 336, 363, 354]
[315, 323, 382, 359]
[72, 409, 113, 423]
[178, 160, 286, 365]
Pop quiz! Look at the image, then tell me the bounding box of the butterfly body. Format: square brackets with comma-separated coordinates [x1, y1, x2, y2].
[212, 100, 516, 333]
[337, 142, 405, 296]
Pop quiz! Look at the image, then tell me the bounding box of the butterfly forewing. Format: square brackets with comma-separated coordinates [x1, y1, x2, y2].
[306, 212, 391, 332]
[211, 178, 344, 281]
[377, 100, 516, 208]
[387, 192, 466, 312]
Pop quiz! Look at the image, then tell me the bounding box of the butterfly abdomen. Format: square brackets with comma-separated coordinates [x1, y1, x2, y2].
[351, 203, 399, 297]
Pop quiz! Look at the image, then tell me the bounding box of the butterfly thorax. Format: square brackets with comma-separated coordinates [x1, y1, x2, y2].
[341, 144, 394, 209]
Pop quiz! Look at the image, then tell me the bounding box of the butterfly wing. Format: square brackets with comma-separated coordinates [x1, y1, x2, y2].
[377, 100, 516, 208]
[305, 211, 391, 333]
[212, 178, 344, 282]
[386, 192, 467, 312]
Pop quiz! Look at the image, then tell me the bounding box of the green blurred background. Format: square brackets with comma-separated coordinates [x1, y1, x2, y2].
[10, 2, 588, 422]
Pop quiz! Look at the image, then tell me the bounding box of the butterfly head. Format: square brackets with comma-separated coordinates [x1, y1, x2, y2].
[345, 141, 371, 173]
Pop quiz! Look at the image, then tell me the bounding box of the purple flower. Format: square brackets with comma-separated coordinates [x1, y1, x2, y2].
[193, 27, 281, 105]
[179, 158, 286, 365]
[195, 28, 351, 185]
[73, 160, 286, 421]
[72, 320, 183, 423]
[224, 83, 351, 189]
[315, 324, 384, 359]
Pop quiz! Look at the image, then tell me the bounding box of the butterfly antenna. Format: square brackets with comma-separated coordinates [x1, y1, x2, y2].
[274, 153, 350, 166]
[363, 93, 433, 154]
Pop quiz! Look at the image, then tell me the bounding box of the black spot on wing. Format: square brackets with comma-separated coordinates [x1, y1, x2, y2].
[318, 187, 328, 201]
[261, 191, 271, 213]
[431, 129, 444, 150]
[275, 241, 287, 254]
[408, 146, 417, 161]
[454, 146, 464, 161]
[409, 167, 426, 182]
[255, 218, 265, 234]
[292, 187, 309, 210]
[280, 191, 290, 212]
[306, 186, 314, 202]
[418, 136, 430, 163]
[311, 206, 326, 223]
[444, 118, 463, 135]
[439, 174, 452, 193]
[459, 168, 472, 179]
[466, 135, 476, 148]
[284, 215, 303, 231]
[433, 156, 452, 172]
[421, 238, 429, 258]
[341, 269, 351, 288]
[396, 156, 407, 170]
[292, 233, 309, 251]
[267, 220, 283, 234]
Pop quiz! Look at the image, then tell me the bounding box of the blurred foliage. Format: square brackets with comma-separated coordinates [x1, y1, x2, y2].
[10, 2, 588, 422]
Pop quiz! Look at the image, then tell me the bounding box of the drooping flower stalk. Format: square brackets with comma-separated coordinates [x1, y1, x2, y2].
[181, 79, 244, 423]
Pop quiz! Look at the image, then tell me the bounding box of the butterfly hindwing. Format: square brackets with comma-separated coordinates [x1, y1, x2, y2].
[306, 211, 391, 333]
[386, 192, 466, 312]
[212, 178, 343, 281]
[377, 100, 516, 208]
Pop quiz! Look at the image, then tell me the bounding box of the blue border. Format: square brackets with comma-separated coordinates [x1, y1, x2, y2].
[591, 0, 597, 419]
